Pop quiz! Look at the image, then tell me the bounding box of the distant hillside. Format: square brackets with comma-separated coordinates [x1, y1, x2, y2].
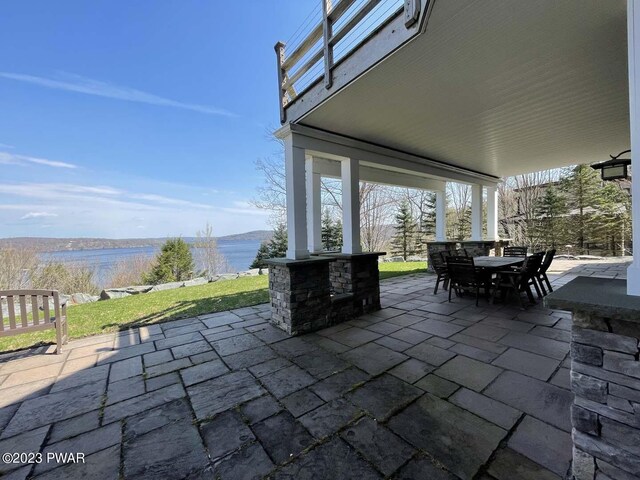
[0, 230, 273, 252]
[217, 230, 273, 242]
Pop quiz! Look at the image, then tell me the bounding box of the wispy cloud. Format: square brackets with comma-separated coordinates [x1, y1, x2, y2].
[0, 152, 77, 169]
[21, 211, 58, 220]
[0, 72, 236, 117]
[0, 142, 14, 149]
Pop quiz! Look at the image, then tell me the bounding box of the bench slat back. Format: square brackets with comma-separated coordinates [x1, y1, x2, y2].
[31, 295, 39, 325]
[0, 290, 59, 331]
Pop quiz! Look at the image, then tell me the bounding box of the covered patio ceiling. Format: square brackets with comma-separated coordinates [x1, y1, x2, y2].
[295, 0, 629, 178]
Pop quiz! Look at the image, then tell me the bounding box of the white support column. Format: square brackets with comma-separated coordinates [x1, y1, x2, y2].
[470, 184, 483, 241]
[486, 185, 499, 241]
[627, 0, 640, 295]
[435, 189, 446, 241]
[284, 134, 309, 260]
[341, 157, 361, 254]
[306, 157, 323, 254]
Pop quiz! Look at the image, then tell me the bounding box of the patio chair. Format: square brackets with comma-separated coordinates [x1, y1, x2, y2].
[490, 252, 544, 309]
[428, 251, 450, 294]
[503, 246, 528, 257]
[0, 290, 68, 354]
[535, 248, 556, 295]
[446, 256, 483, 307]
[454, 248, 469, 257]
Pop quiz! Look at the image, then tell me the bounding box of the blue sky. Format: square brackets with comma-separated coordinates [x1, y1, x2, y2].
[0, 0, 316, 238]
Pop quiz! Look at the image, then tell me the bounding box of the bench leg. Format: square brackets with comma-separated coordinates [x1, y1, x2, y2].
[55, 320, 63, 354]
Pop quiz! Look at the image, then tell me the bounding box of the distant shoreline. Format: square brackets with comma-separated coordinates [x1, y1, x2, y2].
[0, 230, 272, 252]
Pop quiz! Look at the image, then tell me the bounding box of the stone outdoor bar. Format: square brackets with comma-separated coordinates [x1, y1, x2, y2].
[546, 278, 640, 479]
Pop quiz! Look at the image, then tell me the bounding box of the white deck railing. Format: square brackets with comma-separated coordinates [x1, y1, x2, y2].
[275, 0, 420, 123]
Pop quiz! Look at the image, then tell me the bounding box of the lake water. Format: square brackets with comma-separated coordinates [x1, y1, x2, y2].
[43, 239, 261, 288]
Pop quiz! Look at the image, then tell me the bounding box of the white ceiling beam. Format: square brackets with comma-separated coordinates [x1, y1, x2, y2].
[276, 123, 500, 185]
[311, 156, 445, 190]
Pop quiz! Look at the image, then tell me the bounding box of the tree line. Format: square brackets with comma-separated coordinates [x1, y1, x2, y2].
[251, 143, 632, 262]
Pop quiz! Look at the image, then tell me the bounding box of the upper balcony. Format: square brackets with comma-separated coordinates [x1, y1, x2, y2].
[275, 0, 431, 124]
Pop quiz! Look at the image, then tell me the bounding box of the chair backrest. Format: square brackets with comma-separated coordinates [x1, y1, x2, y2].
[539, 249, 556, 274]
[504, 246, 528, 257]
[0, 290, 60, 332]
[429, 251, 447, 273]
[446, 256, 477, 285]
[455, 248, 469, 257]
[522, 252, 544, 277]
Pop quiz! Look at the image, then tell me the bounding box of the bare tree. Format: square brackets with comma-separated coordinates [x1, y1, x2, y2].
[447, 183, 471, 240]
[498, 168, 567, 248]
[195, 223, 232, 277]
[360, 183, 396, 252]
[0, 246, 39, 290]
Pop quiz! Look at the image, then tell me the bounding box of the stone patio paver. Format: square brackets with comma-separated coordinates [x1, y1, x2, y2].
[508, 415, 573, 476]
[0, 258, 628, 479]
[388, 393, 506, 479]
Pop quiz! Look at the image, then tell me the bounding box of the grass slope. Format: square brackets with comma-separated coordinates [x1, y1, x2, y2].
[0, 261, 426, 353]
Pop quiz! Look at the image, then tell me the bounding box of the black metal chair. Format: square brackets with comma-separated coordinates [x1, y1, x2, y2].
[446, 256, 483, 307]
[454, 248, 469, 257]
[428, 251, 449, 295]
[535, 249, 556, 295]
[491, 252, 544, 309]
[503, 246, 528, 257]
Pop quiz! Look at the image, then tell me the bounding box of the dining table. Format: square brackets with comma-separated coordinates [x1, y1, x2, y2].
[473, 255, 525, 271]
[471, 255, 526, 298]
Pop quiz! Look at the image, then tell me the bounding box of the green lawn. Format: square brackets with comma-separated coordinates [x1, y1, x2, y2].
[0, 261, 427, 353]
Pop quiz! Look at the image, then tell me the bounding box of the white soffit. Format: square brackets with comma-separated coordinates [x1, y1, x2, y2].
[298, 0, 629, 178]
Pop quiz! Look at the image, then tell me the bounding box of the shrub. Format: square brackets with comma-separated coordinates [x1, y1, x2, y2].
[106, 255, 155, 288]
[31, 261, 99, 295]
[144, 238, 194, 285]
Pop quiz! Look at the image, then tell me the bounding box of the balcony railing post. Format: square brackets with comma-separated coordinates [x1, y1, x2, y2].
[322, 0, 333, 89]
[404, 0, 421, 28]
[275, 41, 287, 123]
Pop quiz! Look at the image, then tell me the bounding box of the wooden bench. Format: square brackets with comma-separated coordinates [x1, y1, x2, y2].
[0, 290, 68, 354]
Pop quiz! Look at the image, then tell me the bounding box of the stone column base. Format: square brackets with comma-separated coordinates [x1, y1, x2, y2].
[322, 252, 385, 316]
[266, 257, 334, 335]
[459, 240, 499, 257]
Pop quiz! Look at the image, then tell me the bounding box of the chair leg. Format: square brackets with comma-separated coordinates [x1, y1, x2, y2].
[434, 277, 440, 295]
[448, 283, 453, 303]
[537, 274, 548, 296]
[531, 279, 542, 299]
[543, 273, 553, 293]
[475, 286, 479, 307]
[524, 285, 536, 304]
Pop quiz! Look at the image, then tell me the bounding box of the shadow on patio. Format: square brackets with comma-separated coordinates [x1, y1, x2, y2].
[0, 258, 629, 479]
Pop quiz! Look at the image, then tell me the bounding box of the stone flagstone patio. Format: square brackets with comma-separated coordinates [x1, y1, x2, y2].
[0, 258, 630, 480]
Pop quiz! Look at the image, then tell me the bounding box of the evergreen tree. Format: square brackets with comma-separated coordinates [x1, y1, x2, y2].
[534, 185, 567, 248]
[561, 165, 602, 253]
[416, 192, 436, 254]
[321, 209, 342, 251]
[390, 201, 418, 260]
[594, 182, 631, 255]
[250, 242, 271, 270]
[268, 223, 288, 258]
[144, 238, 194, 284]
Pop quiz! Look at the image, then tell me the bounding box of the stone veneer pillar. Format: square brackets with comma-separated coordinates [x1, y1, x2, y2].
[426, 241, 457, 273]
[266, 257, 334, 335]
[459, 240, 499, 257]
[323, 253, 385, 316]
[546, 277, 640, 480]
